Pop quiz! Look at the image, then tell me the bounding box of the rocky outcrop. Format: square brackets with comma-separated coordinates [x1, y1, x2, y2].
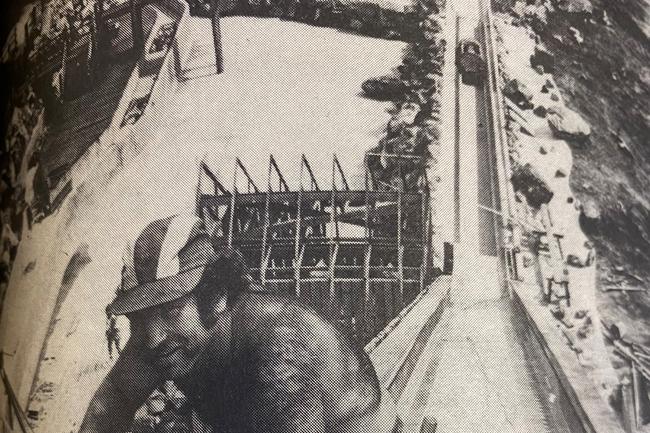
[547, 105, 591, 141]
[556, 0, 593, 15]
[365, 0, 446, 192]
[510, 163, 554, 208]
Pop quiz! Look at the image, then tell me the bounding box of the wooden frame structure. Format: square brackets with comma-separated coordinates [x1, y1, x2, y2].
[198, 154, 432, 343]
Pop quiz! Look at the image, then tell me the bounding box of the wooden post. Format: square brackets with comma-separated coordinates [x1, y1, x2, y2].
[295, 163, 303, 297]
[294, 246, 304, 298]
[396, 188, 404, 311]
[632, 363, 650, 428]
[130, 0, 144, 53]
[420, 190, 429, 293]
[296, 161, 304, 259]
[364, 159, 370, 239]
[622, 375, 636, 433]
[228, 164, 238, 247]
[261, 160, 272, 270]
[363, 244, 372, 338]
[329, 243, 339, 321]
[210, 0, 224, 74]
[94, 0, 104, 53]
[60, 33, 69, 100]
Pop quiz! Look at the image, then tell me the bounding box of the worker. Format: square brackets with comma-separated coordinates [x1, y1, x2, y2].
[79, 214, 400, 433]
[546, 262, 570, 307]
[105, 309, 122, 360]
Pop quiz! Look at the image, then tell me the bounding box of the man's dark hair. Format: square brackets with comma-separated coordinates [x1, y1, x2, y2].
[194, 248, 254, 326]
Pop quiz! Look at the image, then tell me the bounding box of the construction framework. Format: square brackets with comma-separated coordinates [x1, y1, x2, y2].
[198, 154, 433, 343]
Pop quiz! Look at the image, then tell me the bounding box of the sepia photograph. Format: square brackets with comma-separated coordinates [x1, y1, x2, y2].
[0, 0, 648, 431]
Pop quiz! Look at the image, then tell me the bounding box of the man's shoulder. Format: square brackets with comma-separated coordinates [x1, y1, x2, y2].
[234, 292, 338, 345]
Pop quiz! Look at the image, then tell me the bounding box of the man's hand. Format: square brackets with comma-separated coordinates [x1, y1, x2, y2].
[79, 341, 160, 433]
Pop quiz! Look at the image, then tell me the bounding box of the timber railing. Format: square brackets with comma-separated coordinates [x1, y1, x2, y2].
[480, 0, 520, 285]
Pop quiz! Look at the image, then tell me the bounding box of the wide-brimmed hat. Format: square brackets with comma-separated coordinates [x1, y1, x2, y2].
[108, 214, 215, 315]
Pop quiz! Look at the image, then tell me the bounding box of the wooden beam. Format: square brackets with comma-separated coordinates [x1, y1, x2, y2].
[295, 245, 304, 298]
[130, 0, 144, 52]
[329, 243, 339, 321]
[397, 189, 404, 310]
[301, 154, 320, 191]
[227, 163, 239, 247]
[363, 244, 372, 338]
[269, 155, 290, 192]
[333, 154, 350, 191]
[210, 0, 224, 73]
[236, 158, 259, 193]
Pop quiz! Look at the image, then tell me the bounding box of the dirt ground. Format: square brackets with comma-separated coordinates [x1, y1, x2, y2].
[494, 0, 650, 348]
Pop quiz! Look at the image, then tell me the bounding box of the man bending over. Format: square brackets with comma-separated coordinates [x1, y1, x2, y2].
[79, 214, 400, 433]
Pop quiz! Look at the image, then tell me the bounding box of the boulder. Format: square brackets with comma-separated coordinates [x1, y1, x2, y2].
[418, 119, 441, 144]
[504, 79, 534, 106]
[512, 1, 527, 17]
[381, 132, 416, 154]
[387, 102, 421, 133]
[550, 92, 560, 101]
[547, 106, 591, 141]
[567, 254, 585, 267]
[511, 163, 554, 208]
[535, 65, 545, 75]
[361, 75, 406, 101]
[555, 167, 568, 177]
[582, 200, 600, 219]
[530, 45, 555, 72]
[557, 0, 593, 15]
[569, 26, 584, 44]
[349, 19, 363, 31]
[579, 198, 601, 231]
[522, 253, 534, 268]
[534, 105, 548, 117]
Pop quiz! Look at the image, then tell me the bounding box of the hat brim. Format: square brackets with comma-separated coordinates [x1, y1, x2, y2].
[109, 266, 206, 315]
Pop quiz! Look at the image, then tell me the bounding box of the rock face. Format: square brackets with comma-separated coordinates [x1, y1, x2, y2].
[504, 79, 534, 107]
[361, 75, 406, 101]
[547, 105, 591, 141]
[511, 163, 554, 208]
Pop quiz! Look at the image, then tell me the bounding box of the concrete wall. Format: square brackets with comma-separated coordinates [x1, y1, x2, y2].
[511, 284, 627, 433]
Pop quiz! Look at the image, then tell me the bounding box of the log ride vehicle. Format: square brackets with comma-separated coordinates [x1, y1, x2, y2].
[456, 38, 486, 86]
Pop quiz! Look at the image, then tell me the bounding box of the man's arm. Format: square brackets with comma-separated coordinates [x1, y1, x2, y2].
[79, 341, 160, 433]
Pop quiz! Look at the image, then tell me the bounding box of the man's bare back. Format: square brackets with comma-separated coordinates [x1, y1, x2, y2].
[177, 292, 397, 433]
